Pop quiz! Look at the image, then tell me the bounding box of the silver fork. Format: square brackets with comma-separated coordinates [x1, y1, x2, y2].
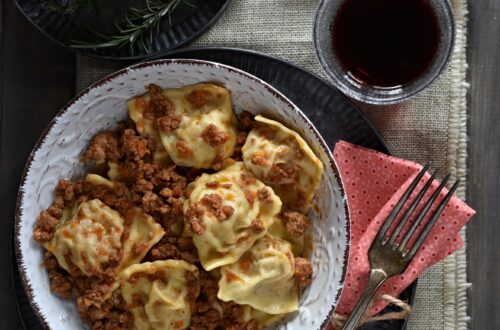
[341, 164, 460, 330]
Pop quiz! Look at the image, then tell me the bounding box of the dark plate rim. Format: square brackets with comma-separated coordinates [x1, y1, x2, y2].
[13, 0, 231, 60]
[13, 57, 350, 330]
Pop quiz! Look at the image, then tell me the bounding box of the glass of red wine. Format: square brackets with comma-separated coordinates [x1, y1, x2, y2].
[314, 0, 455, 105]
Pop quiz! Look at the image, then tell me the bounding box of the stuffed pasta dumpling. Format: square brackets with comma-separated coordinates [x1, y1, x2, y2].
[121, 260, 200, 330]
[183, 162, 282, 271]
[242, 115, 324, 212]
[217, 234, 298, 314]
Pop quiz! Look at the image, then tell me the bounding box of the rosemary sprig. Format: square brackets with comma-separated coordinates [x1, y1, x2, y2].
[41, 0, 97, 16]
[71, 0, 188, 52]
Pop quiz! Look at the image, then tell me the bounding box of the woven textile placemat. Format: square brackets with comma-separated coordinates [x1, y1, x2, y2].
[76, 1, 470, 328]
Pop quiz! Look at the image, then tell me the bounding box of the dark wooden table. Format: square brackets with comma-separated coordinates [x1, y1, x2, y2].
[0, 0, 498, 329]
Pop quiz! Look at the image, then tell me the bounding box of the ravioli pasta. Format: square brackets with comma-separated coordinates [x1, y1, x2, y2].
[217, 234, 299, 314]
[129, 83, 238, 169]
[242, 115, 324, 212]
[184, 162, 282, 271]
[121, 260, 200, 330]
[159, 83, 237, 169]
[48, 199, 124, 276]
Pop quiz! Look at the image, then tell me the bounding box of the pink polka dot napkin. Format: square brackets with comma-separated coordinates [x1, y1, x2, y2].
[332, 141, 475, 316]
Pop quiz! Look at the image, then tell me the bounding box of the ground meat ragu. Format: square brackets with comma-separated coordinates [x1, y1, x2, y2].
[200, 193, 235, 221]
[81, 132, 121, 163]
[176, 140, 194, 157]
[190, 270, 260, 330]
[250, 218, 265, 233]
[185, 203, 206, 235]
[44, 252, 73, 298]
[201, 124, 230, 146]
[232, 131, 249, 161]
[185, 89, 212, 109]
[257, 188, 273, 204]
[120, 129, 150, 161]
[294, 257, 313, 286]
[145, 83, 182, 133]
[281, 210, 310, 237]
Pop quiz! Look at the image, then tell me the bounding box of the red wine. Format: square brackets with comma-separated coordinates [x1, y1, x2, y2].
[331, 0, 440, 87]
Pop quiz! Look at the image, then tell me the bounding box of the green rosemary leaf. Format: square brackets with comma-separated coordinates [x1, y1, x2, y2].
[71, 0, 187, 52]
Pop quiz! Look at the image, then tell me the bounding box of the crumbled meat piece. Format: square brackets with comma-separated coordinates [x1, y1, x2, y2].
[44, 252, 73, 298]
[250, 218, 265, 233]
[239, 111, 255, 130]
[226, 319, 260, 330]
[185, 270, 201, 311]
[185, 89, 212, 109]
[205, 181, 219, 189]
[145, 84, 174, 119]
[232, 131, 248, 160]
[250, 154, 267, 166]
[76, 281, 113, 316]
[186, 203, 206, 235]
[176, 140, 193, 157]
[201, 194, 234, 221]
[142, 191, 169, 215]
[281, 210, 310, 237]
[240, 172, 256, 185]
[44, 251, 59, 271]
[57, 179, 75, 203]
[179, 251, 199, 264]
[146, 236, 180, 261]
[294, 257, 313, 286]
[267, 163, 298, 183]
[201, 124, 229, 146]
[211, 151, 225, 171]
[85, 181, 134, 216]
[134, 178, 153, 193]
[221, 183, 232, 189]
[33, 210, 61, 243]
[81, 132, 121, 163]
[200, 270, 219, 304]
[257, 188, 273, 204]
[90, 308, 132, 330]
[120, 129, 150, 161]
[144, 84, 181, 132]
[156, 114, 182, 132]
[48, 270, 73, 299]
[244, 191, 256, 205]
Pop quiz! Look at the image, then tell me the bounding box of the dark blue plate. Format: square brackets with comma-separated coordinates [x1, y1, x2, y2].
[12, 47, 415, 330]
[14, 0, 230, 60]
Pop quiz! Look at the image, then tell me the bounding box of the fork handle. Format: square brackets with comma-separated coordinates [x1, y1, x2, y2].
[341, 269, 388, 330]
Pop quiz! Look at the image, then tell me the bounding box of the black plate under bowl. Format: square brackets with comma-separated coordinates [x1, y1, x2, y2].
[14, 0, 230, 60]
[11, 47, 416, 329]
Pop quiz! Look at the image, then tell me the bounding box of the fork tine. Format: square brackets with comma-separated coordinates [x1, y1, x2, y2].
[405, 179, 460, 259]
[388, 169, 439, 246]
[377, 163, 430, 242]
[397, 174, 450, 254]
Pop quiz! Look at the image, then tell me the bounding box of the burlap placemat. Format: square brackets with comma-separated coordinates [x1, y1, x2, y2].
[76, 0, 470, 328]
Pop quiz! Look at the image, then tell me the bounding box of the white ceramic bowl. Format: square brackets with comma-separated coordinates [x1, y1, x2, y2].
[15, 59, 350, 330]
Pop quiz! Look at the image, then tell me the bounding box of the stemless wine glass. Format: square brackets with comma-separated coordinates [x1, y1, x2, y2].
[314, 0, 455, 105]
